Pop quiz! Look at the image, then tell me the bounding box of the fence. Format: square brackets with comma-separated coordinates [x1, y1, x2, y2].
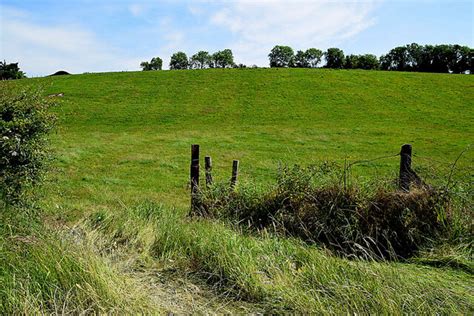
[189, 143, 427, 211]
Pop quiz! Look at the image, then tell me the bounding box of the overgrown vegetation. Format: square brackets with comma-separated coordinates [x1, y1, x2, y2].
[193, 164, 471, 260]
[82, 202, 473, 314]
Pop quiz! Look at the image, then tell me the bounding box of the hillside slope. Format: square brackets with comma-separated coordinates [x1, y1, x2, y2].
[28, 68, 473, 213]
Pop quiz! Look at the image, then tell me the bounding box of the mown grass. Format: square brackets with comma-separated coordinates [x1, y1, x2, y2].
[83, 202, 473, 314]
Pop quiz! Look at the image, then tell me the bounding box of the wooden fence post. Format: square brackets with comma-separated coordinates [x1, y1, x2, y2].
[399, 144, 412, 192]
[190, 144, 200, 210]
[230, 160, 239, 189]
[205, 156, 213, 187]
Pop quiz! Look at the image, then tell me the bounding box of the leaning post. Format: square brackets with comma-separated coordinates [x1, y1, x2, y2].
[399, 144, 412, 192]
[190, 144, 200, 211]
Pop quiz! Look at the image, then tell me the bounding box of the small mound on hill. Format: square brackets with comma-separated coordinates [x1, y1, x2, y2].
[50, 70, 70, 76]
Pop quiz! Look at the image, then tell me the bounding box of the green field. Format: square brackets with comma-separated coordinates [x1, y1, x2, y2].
[27, 68, 473, 216]
[3, 68, 474, 313]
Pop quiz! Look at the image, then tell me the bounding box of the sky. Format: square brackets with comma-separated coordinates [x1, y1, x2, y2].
[0, 0, 472, 77]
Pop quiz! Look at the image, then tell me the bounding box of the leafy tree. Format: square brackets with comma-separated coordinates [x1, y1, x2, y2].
[430, 45, 451, 73]
[406, 43, 423, 71]
[294, 50, 307, 68]
[324, 48, 345, 69]
[0, 61, 26, 80]
[189, 51, 212, 69]
[140, 57, 163, 71]
[357, 54, 379, 70]
[344, 54, 359, 69]
[169, 52, 189, 70]
[305, 48, 323, 68]
[268, 45, 294, 67]
[211, 49, 235, 68]
[447, 45, 471, 73]
[294, 48, 323, 68]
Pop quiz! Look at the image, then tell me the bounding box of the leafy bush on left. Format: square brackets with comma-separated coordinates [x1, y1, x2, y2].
[0, 87, 55, 205]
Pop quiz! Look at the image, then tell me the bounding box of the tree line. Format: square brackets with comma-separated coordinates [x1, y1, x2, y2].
[268, 44, 472, 73]
[141, 49, 241, 71]
[142, 43, 471, 74]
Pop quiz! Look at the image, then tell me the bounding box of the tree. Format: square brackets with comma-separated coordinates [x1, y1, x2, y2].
[0, 61, 26, 80]
[211, 49, 235, 68]
[169, 52, 189, 70]
[406, 43, 423, 71]
[268, 45, 294, 67]
[344, 54, 359, 69]
[447, 45, 471, 73]
[324, 48, 345, 69]
[189, 51, 212, 69]
[357, 54, 379, 70]
[140, 57, 163, 71]
[305, 48, 323, 68]
[294, 48, 323, 68]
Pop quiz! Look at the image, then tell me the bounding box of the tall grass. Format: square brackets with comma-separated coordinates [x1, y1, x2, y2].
[194, 164, 471, 260]
[84, 202, 474, 314]
[0, 204, 155, 313]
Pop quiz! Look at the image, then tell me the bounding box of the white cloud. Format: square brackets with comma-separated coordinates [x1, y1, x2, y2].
[208, 0, 380, 65]
[1, 6, 141, 76]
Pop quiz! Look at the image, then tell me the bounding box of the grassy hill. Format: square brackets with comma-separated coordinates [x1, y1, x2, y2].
[25, 68, 474, 216]
[3, 68, 474, 313]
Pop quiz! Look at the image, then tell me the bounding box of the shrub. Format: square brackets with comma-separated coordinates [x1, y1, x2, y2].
[0, 87, 55, 204]
[194, 165, 452, 259]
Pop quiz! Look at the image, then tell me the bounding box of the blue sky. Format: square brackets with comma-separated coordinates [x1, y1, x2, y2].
[1, 0, 472, 76]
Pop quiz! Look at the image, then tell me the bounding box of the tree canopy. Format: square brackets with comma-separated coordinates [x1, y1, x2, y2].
[140, 57, 163, 71]
[211, 49, 235, 68]
[170, 52, 189, 70]
[0, 61, 26, 80]
[325, 48, 345, 69]
[269, 45, 295, 67]
[190, 51, 212, 69]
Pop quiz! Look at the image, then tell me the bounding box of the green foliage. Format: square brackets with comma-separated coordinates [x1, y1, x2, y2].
[380, 43, 472, 73]
[0, 61, 26, 80]
[0, 87, 55, 204]
[294, 48, 323, 68]
[190, 51, 212, 69]
[269, 45, 295, 67]
[324, 48, 345, 69]
[170, 52, 189, 70]
[211, 49, 235, 68]
[345, 54, 379, 70]
[140, 57, 163, 71]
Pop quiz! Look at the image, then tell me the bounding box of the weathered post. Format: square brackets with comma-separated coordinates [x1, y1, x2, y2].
[230, 160, 239, 189]
[399, 144, 412, 192]
[190, 144, 200, 210]
[205, 156, 213, 187]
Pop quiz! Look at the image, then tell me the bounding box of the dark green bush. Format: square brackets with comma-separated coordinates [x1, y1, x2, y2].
[194, 165, 452, 260]
[0, 87, 55, 204]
